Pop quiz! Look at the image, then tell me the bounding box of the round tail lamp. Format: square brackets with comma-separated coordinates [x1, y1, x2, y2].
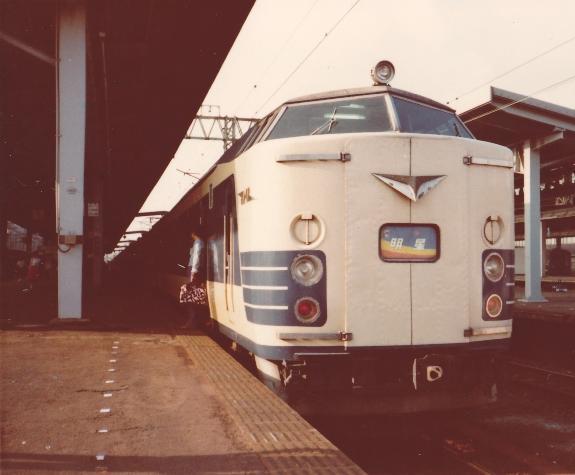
[295, 297, 321, 324]
[485, 294, 503, 318]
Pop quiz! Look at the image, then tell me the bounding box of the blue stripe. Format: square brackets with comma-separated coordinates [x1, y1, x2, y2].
[241, 270, 292, 287]
[245, 306, 292, 325]
[241, 252, 293, 267]
[243, 287, 288, 306]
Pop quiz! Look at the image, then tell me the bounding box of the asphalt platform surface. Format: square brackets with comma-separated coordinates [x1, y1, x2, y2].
[0, 280, 362, 474]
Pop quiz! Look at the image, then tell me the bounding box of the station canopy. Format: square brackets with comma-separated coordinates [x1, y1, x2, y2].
[2, 0, 254, 251]
[460, 87, 575, 237]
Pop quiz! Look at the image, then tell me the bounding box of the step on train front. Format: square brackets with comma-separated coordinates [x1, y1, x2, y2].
[151, 61, 515, 413]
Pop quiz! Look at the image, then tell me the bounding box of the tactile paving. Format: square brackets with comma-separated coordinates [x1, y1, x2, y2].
[178, 334, 365, 474]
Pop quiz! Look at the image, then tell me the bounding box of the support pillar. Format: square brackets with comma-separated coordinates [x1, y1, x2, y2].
[56, 1, 86, 318]
[521, 140, 546, 302]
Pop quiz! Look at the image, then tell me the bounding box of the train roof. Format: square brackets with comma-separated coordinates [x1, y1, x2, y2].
[284, 85, 455, 113]
[149, 84, 463, 233]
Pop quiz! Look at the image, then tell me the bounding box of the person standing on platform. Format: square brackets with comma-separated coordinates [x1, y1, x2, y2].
[179, 229, 207, 329]
[26, 252, 42, 290]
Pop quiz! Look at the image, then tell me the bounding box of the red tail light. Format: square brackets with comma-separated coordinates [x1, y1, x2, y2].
[295, 297, 320, 323]
[485, 294, 503, 318]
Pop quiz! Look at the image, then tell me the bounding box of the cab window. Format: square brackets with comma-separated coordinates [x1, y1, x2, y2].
[266, 95, 393, 140]
[392, 97, 472, 138]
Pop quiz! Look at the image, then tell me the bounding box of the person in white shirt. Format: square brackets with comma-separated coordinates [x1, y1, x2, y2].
[179, 230, 207, 329]
[188, 231, 205, 284]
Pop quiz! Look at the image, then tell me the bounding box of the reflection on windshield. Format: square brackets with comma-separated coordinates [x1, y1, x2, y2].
[393, 97, 472, 138]
[266, 95, 393, 140]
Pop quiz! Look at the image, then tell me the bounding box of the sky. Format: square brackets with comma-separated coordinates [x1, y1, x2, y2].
[118, 0, 575, 247]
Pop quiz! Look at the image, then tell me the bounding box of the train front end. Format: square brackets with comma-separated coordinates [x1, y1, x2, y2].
[236, 62, 514, 412]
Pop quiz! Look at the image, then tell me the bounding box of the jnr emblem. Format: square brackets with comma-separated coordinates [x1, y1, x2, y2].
[372, 173, 446, 202]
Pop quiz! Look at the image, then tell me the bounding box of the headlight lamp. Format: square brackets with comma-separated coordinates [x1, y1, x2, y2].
[290, 254, 323, 286]
[483, 252, 505, 282]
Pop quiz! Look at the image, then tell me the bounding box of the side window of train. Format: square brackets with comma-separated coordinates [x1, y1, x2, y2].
[236, 123, 261, 156]
[235, 113, 277, 156]
[251, 111, 277, 145]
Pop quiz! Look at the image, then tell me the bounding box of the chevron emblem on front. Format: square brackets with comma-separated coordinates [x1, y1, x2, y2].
[372, 174, 447, 202]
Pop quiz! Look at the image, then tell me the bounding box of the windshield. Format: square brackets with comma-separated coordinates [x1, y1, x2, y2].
[266, 95, 393, 140]
[392, 97, 472, 138]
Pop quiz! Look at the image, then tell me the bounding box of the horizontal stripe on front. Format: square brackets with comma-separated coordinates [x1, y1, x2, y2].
[245, 306, 291, 325]
[243, 288, 288, 306]
[241, 270, 292, 287]
[241, 252, 295, 267]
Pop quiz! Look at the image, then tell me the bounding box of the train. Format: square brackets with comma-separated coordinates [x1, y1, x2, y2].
[143, 61, 515, 413]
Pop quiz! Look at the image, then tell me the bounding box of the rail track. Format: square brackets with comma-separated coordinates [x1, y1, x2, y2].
[499, 356, 575, 398]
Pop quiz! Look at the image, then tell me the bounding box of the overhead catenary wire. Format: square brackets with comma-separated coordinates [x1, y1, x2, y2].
[253, 0, 361, 116]
[232, 0, 320, 115]
[464, 71, 575, 124]
[448, 32, 575, 105]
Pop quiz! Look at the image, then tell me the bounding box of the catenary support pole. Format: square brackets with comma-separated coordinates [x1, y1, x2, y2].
[521, 140, 547, 302]
[56, 0, 86, 318]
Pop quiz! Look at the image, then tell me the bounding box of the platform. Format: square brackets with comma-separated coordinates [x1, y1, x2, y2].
[513, 286, 575, 325]
[0, 284, 364, 474]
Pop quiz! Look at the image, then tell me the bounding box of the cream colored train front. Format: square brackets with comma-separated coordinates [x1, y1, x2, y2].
[156, 62, 514, 413]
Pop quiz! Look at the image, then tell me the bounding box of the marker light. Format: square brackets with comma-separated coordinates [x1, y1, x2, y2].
[485, 294, 503, 318]
[371, 60, 395, 85]
[295, 297, 321, 323]
[290, 254, 323, 286]
[484, 252, 505, 282]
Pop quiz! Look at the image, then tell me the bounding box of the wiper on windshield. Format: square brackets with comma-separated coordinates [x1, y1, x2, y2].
[311, 107, 338, 135]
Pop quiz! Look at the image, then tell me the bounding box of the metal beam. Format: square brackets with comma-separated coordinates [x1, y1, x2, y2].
[0, 30, 56, 65]
[531, 130, 564, 150]
[185, 113, 258, 150]
[136, 211, 167, 217]
[515, 206, 575, 223]
[492, 100, 575, 134]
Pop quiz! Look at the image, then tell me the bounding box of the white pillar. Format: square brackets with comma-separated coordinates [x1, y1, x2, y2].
[56, 1, 86, 318]
[521, 140, 546, 302]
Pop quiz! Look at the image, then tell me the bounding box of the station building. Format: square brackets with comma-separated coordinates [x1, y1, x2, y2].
[2, 2, 574, 319]
[1, 0, 255, 319]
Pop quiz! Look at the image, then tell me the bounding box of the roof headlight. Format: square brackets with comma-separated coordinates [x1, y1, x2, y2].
[371, 60, 395, 85]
